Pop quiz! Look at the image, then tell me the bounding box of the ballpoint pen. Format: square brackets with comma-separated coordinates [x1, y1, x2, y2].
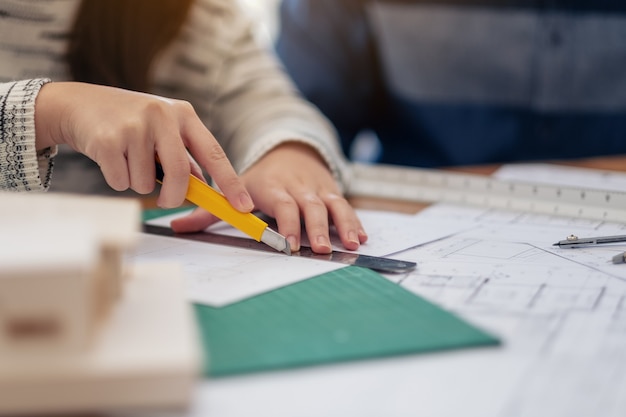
[553, 234, 626, 248]
[553, 234, 626, 265]
[155, 162, 291, 255]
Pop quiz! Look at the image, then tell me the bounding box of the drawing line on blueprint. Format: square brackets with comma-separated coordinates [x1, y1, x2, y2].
[379, 205, 626, 417]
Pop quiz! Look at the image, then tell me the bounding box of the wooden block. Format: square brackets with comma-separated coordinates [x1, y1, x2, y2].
[0, 219, 99, 355]
[0, 194, 199, 414]
[0, 193, 141, 323]
[0, 193, 140, 249]
[0, 263, 202, 415]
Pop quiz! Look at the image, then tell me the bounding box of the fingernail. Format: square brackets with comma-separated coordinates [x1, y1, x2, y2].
[316, 236, 332, 253]
[287, 235, 299, 252]
[239, 192, 254, 211]
[348, 231, 360, 246]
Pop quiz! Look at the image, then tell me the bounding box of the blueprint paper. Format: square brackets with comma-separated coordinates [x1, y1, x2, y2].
[127, 164, 626, 417]
[137, 209, 474, 306]
[169, 164, 626, 417]
[132, 232, 340, 307]
[180, 203, 626, 417]
[145, 208, 474, 257]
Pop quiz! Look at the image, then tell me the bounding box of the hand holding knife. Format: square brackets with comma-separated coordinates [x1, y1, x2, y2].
[155, 161, 291, 255]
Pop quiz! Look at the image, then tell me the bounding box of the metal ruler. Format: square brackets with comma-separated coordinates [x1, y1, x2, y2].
[142, 224, 416, 273]
[348, 163, 626, 223]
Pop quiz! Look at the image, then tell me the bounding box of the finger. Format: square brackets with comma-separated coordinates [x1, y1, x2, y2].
[187, 152, 205, 181]
[254, 189, 302, 252]
[296, 191, 332, 254]
[323, 192, 368, 251]
[181, 113, 253, 213]
[170, 207, 220, 233]
[96, 148, 130, 192]
[126, 131, 156, 195]
[154, 139, 190, 208]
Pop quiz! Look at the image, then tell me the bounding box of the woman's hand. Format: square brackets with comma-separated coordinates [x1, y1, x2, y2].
[34, 81, 254, 212]
[171, 142, 368, 254]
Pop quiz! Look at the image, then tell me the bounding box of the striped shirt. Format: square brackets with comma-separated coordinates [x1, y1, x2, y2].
[277, 0, 626, 167]
[0, 0, 346, 192]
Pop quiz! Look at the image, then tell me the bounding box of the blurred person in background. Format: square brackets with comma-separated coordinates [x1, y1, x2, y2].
[277, 0, 626, 167]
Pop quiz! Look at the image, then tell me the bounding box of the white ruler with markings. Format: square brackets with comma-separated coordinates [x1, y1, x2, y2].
[348, 163, 626, 222]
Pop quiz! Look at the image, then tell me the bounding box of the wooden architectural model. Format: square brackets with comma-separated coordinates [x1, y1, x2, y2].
[0, 193, 200, 415]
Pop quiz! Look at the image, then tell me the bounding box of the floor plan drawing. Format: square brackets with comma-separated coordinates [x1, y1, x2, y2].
[386, 204, 626, 416]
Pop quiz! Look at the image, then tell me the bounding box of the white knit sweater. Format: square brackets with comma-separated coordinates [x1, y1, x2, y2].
[0, 0, 347, 192]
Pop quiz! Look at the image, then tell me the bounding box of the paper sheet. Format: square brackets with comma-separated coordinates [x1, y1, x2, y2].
[137, 209, 473, 306]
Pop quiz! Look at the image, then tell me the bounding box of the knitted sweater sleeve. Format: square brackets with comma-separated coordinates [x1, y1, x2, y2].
[0, 79, 56, 192]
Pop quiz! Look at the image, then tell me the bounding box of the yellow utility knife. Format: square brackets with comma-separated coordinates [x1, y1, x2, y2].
[155, 162, 290, 255]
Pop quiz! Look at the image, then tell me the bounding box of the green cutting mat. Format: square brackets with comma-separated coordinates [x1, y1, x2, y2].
[194, 266, 499, 377]
[142, 206, 193, 222]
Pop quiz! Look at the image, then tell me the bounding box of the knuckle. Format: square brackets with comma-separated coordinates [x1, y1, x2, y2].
[275, 194, 297, 209]
[142, 99, 179, 127]
[174, 99, 195, 115]
[105, 174, 129, 192]
[164, 158, 191, 180]
[204, 142, 228, 163]
[323, 191, 347, 202]
[301, 193, 325, 208]
[160, 99, 197, 121]
[219, 173, 237, 187]
[132, 179, 156, 195]
[142, 98, 168, 116]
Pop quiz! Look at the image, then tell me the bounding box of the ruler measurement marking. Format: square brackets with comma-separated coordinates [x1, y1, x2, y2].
[349, 164, 626, 222]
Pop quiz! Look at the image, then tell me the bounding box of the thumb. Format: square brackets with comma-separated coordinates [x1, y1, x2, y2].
[170, 207, 221, 233]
